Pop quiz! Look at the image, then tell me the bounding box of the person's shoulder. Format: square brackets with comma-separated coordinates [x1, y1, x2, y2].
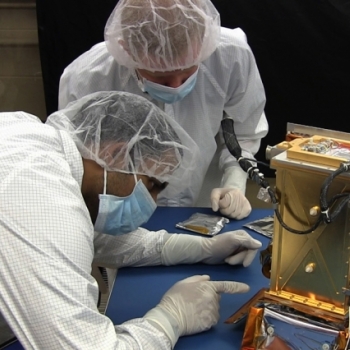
[218, 27, 250, 49]
[0, 111, 42, 126]
[202, 27, 252, 70]
[65, 41, 115, 71]
[83, 41, 110, 57]
[0, 112, 63, 160]
[202, 27, 253, 76]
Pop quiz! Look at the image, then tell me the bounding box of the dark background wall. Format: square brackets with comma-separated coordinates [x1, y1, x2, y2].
[36, 0, 350, 170]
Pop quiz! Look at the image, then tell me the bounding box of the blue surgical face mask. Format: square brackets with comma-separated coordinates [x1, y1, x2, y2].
[138, 69, 198, 104]
[94, 169, 157, 235]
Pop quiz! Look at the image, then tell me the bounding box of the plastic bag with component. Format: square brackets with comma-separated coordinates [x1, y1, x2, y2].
[175, 212, 229, 236]
[243, 215, 274, 238]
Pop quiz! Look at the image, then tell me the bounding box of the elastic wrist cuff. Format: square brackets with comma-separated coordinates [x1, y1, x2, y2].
[144, 307, 180, 348]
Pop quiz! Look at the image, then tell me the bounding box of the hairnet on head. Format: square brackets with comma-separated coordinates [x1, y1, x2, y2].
[46, 91, 197, 183]
[105, 0, 221, 72]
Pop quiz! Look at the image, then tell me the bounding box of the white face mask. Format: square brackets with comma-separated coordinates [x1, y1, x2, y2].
[94, 169, 157, 235]
[137, 69, 199, 104]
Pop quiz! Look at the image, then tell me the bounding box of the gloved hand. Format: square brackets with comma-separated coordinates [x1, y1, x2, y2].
[161, 230, 262, 267]
[144, 275, 249, 347]
[211, 187, 252, 220]
[200, 230, 262, 265]
[211, 165, 251, 220]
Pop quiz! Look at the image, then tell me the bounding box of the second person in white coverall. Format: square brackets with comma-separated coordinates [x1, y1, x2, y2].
[58, 0, 269, 219]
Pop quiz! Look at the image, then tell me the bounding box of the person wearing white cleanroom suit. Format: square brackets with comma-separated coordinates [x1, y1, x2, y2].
[0, 91, 262, 350]
[58, 0, 268, 220]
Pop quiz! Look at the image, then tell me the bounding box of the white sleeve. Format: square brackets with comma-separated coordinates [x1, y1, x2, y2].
[58, 42, 116, 109]
[219, 30, 268, 170]
[93, 228, 169, 268]
[0, 224, 171, 349]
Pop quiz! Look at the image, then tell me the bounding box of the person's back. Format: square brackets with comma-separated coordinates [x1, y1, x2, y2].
[0, 111, 98, 348]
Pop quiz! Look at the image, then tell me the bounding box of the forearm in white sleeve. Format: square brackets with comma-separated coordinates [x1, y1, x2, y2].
[220, 164, 248, 194]
[93, 228, 168, 268]
[161, 233, 203, 266]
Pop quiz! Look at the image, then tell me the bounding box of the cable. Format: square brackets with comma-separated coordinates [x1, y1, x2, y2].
[243, 157, 271, 168]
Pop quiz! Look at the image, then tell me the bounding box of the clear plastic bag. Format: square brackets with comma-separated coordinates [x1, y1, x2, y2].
[243, 215, 274, 238]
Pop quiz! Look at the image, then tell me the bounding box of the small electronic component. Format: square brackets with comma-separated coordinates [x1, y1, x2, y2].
[301, 137, 336, 154]
[300, 137, 350, 161]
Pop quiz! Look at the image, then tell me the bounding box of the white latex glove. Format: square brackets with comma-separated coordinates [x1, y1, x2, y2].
[211, 187, 252, 219]
[161, 230, 262, 267]
[201, 230, 262, 265]
[144, 275, 249, 348]
[211, 165, 251, 219]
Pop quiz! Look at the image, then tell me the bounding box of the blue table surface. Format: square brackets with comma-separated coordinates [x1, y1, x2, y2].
[105, 207, 272, 350]
[4, 207, 272, 350]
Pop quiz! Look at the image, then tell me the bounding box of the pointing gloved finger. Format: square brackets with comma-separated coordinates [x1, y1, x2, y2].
[210, 281, 250, 294]
[180, 275, 210, 284]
